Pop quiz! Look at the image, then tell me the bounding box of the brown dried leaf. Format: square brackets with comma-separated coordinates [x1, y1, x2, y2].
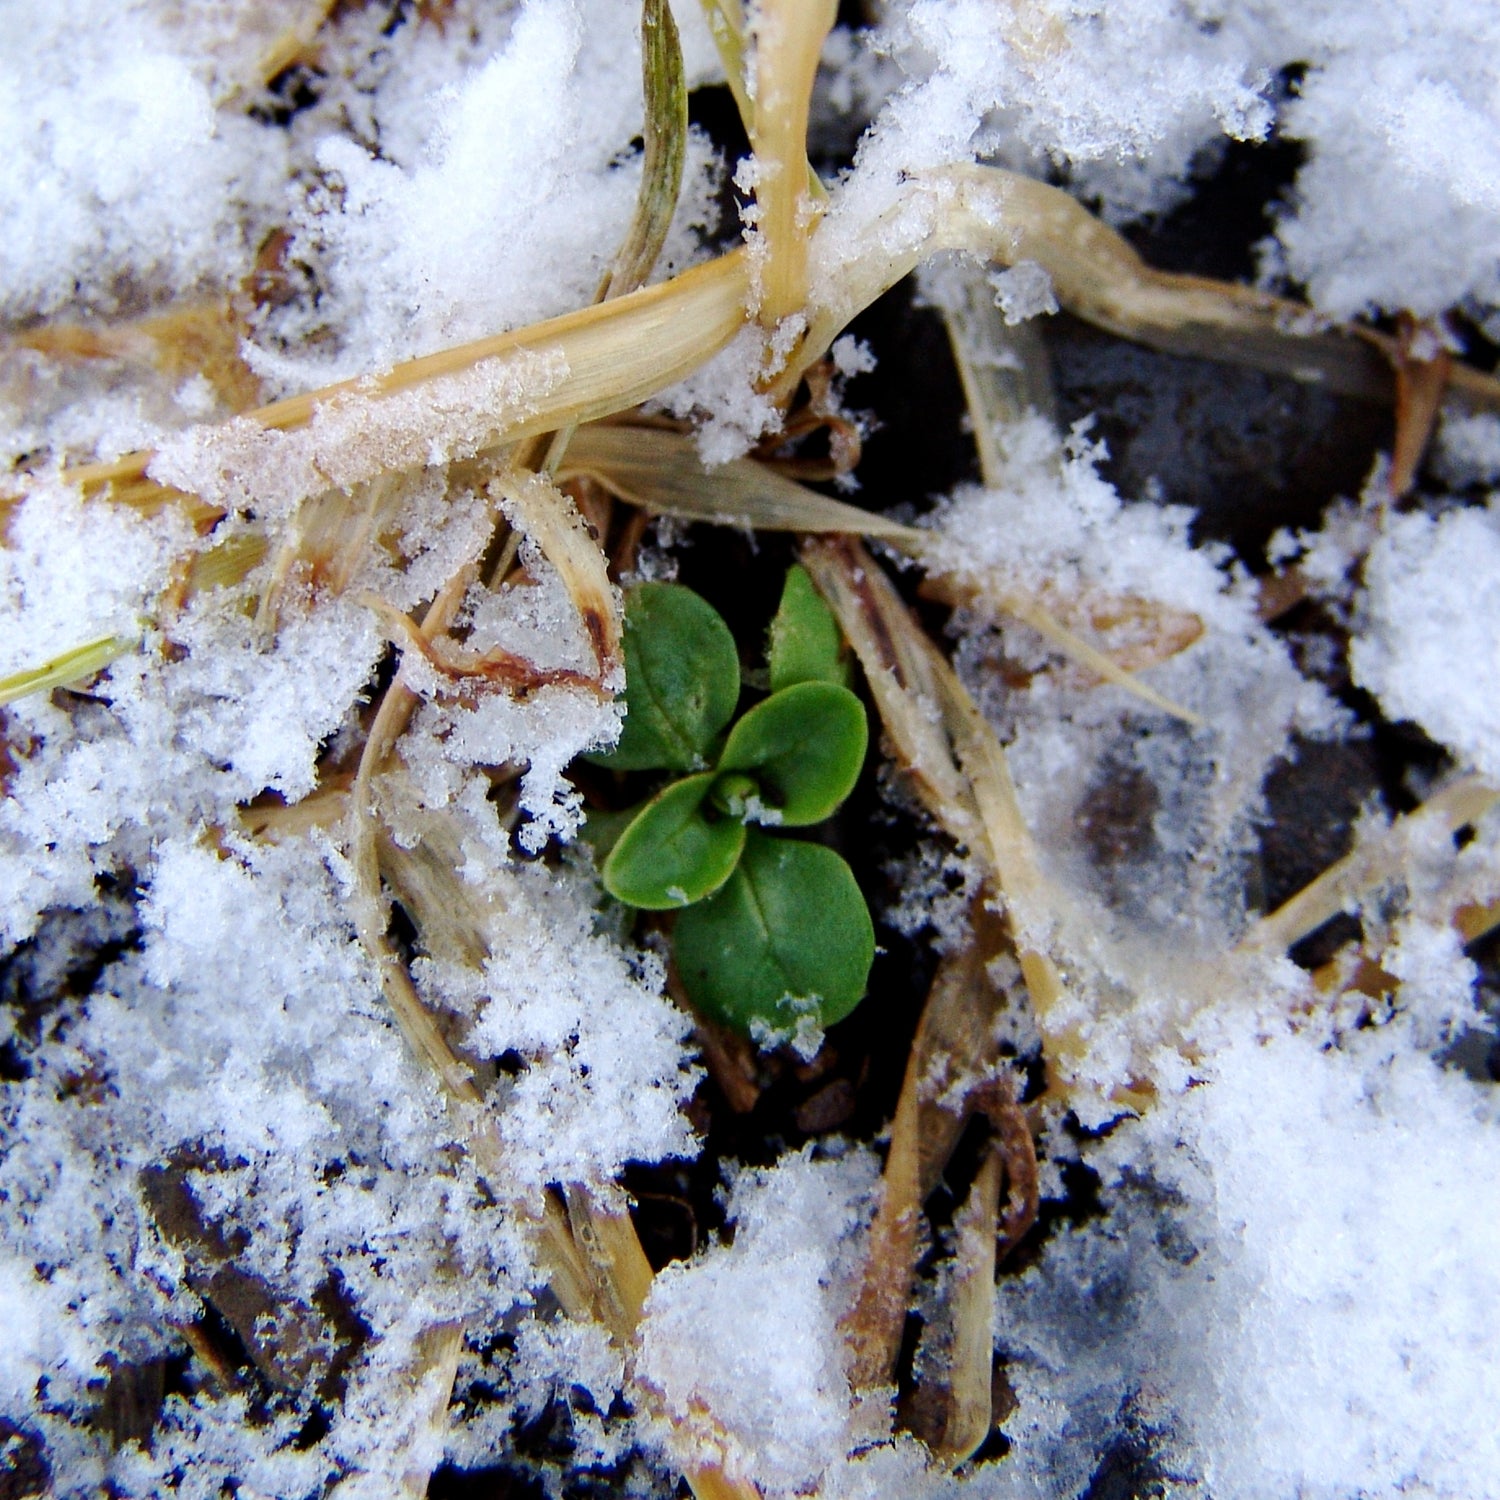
[842, 899, 1014, 1392]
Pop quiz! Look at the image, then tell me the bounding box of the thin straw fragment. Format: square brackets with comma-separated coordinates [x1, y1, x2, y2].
[1238, 773, 1500, 956]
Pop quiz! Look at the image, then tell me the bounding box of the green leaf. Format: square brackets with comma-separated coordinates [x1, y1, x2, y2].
[716, 681, 867, 825]
[593, 583, 741, 771]
[602, 773, 747, 909]
[673, 830, 874, 1035]
[768, 563, 849, 691]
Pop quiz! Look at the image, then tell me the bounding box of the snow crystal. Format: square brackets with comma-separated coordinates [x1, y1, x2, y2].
[988, 261, 1057, 326]
[656, 325, 787, 465]
[0, 478, 187, 679]
[7, 0, 1500, 1494]
[260, 0, 721, 381]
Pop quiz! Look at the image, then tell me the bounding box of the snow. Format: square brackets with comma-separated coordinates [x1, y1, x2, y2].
[1352, 501, 1500, 780]
[995, 1030, 1500, 1500]
[635, 1147, 879, 1496]
[0, 3, 280, 321]
[3, 0, 1500, 1495]
[1435, 410, 1500, 488]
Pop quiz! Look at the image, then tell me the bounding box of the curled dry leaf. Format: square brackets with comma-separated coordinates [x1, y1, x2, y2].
[496, 467, 621, 680]
[364, 594, 607, 703]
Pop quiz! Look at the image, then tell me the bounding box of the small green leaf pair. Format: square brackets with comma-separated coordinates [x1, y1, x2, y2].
[588, 567, 875, 1038]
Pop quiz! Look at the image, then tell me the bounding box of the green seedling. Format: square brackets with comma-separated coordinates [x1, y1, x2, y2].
[588, 567, 875, 1037]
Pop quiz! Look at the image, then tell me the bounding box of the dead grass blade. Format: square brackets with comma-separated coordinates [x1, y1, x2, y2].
[919, 1145, 1003, 1466]
[255, 472, 409, 633]
[185, 531, 270, 594]
[347, 565, 496, 1130]
[797, 164, 1500, 416]
[926, 261, 1058, 476]
[901, 1072, 1036, 1466]
[802, 538, 1082, 1081]
[497, 468, 621, 678]
[697, 0, 753, 137]
[256, 0, 336, 86]
[535, 0, 690, 478]
[1388, 314, 1454, 501]
[545, 1181, 762, 1500]
[800, 537, 980, 845]
[58, 162, 1500, 526]
[601, 0, 687, 303]
[1456, 896, 1500, 946]
[62, 250, 753, 511]
[376, 821, 493, 971]
[568, 419, 1199, 720]
[923, 572, 1208, 691]
[559, 423, 925, 544]
[0, 634, 134, 707]
[931, 656, 1080, 1072]
[922, 258, 1203, 725]
[562, 1185, 657, 1346]
[333, 499, 759, 1500]
[995, 592, 1202, 726]
[397, 1321, 465, 1499]
[16, 298, 264, 415]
